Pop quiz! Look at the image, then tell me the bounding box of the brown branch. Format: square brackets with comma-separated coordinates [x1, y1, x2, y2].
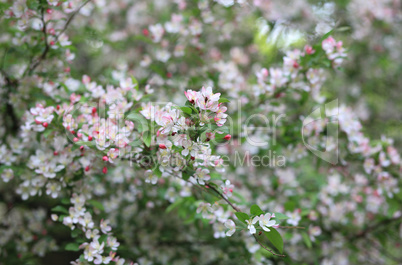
[27, 0, 92, 75]
[55, 0, 92, 42]
[351, 217, 401, 240]
[205, 182, 286, 257]
[205, 183, 241, 212]
[27, 6, 49, 75]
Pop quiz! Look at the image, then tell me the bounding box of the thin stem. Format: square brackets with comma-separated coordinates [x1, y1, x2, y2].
[27, 6, 49, 75]
[55, 0, 92, 41]
[27, 0, 92, 75]
[205, 182, 286, 258]
[205, 183, 240, 212]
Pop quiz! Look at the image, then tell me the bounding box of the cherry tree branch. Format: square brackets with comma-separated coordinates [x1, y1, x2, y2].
[27, 0, 92, 75]
[27, 6, 49, 75]
[55, 0, 92, 41]
[205, 182, 287, 257]
[205, 183, 241, 212]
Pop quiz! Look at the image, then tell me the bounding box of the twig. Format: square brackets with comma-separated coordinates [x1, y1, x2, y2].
[205, 182, 286, 257]
[27, 0, 92, 75]
[55, 0, 92, 42]
[205, 183, 241, 212]
[27, 6, 49, 75]
[351, 217, 401, 240]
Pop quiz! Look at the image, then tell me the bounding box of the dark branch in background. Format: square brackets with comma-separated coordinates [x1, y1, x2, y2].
[351, 216, 401, 240]
[206, 183, 241, 212]
[205, 182, 286, 257]
[55, 0, 92, 41]
[27, 6, 49, 75]
[1, 69, 19, 134]
[27, 0, 92, 75]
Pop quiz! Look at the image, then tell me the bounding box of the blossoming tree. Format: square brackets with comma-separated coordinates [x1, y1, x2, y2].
[0, 0, 401, 265]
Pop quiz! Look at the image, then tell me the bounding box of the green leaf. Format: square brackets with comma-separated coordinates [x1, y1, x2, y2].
[166, 198, 183, 213]
[218, 97, 230, 103]
[88, 200, 104, 212]
[301, 231, 312, 248]
[179, 106, 192, 115]
[61, 198, 70, 205]
[51, 205, 69, 214]
[182, 169, 195, 181]
[264, 227, 284, 254]
[273, 212, 289, 220]
[235, 212, 249, 224]
[98, 234, 108, 244]
[143, 131, 152, 147]
[126, 112, 149, 133]
[321, 30, 334, 41]
[65, 243, 80, 252]
[75, 141, 96, 148]
[335, 26, 350, 32]
[71, 229, 80, 238]
[250, 204, 264, 216]
[153, 166, 162, 178]
[131, 75, 139, 89]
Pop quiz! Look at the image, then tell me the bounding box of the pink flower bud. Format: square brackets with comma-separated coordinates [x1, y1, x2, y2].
[102, 167, 108, 174]
[103, 156, 109, 162]
[42, 122, 48, 128]
[159, 144, 167, 149]
[224, 134, 231, 141]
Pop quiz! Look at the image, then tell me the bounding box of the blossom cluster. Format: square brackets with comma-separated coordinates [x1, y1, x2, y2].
[1, 0, 401, 264]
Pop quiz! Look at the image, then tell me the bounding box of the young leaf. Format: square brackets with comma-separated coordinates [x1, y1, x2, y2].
[264, 227, 284, 254]
[166, 198, 184, 213]
[51, 205, 69, 214]
[235, 212, 249, 224]
[301, 231, 312, 248]
[218, 97, 230, 103]
[88, 199, 105, 212]
[65, 243, 80, 252]
[179, 106, 192, 115]
[143, 131, 152, 147]
[273, 212, 290, 220]
[131, 75, 139, 89]
[126, 112, 149, 132]
[250, 204, 264, 216]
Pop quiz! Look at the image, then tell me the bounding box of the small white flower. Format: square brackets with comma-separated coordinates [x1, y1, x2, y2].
[246, 217, 259, 234]
[256, 213, 277, 232]
[100, 219, 112, 234]
[1, 169, 14, 183]
[144, 170, 158, 185]
[224, 219, 236, 236]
